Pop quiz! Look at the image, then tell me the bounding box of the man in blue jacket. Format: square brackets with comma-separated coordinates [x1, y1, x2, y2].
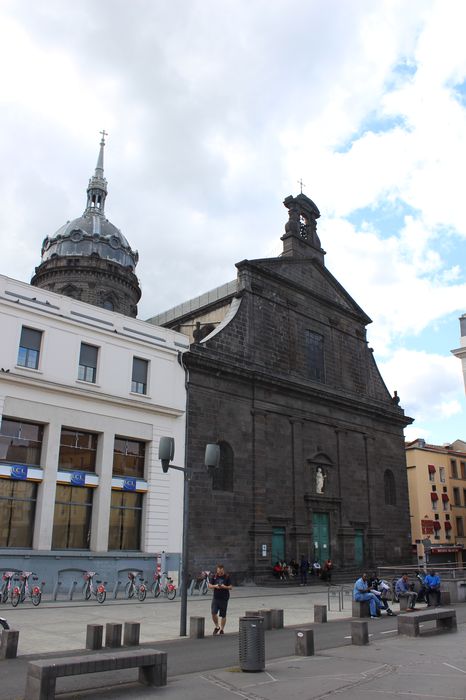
[353, 573, 384, 618]
[395, 573, 417, 610]
[424, 570, 441, 607]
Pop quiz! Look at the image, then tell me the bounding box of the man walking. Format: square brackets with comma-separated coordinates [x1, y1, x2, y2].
[208, 564, 232, 635]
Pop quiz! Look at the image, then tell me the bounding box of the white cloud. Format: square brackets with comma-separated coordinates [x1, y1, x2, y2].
[0, 0, 465, 444]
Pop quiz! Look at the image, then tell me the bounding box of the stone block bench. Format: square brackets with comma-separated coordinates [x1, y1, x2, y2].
[24, 648, 167, 700]
[352, 600, 370, 618]
[397, 607, 457, 637]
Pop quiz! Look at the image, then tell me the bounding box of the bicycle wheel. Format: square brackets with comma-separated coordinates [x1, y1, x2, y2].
[0, 585, 8, 604]
[125, 581, 134, 599]
[31, 590, 41, 606]
[152, 581, 161, 598]
[167, 587, 176, 601]
[137, 586, 146, 602]
[83, 583, 91, 601]
[11, 590, 20, 607]
[97, 590, 106, 604]
[201, 580, 208, 595]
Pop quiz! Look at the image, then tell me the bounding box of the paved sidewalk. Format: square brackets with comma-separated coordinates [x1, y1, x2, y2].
[1, 586, 465, 699]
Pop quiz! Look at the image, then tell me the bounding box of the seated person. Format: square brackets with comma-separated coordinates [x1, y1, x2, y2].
[368, 573, 396, 616]
[353, 572, 384, 619]
[424, 570, 441, 607]
[395, 573, 417, 610]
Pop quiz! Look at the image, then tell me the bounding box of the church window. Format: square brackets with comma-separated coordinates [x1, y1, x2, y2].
[384, 469, 396, 505]
[17, 326, 42, 370]
[212, 441, 234, 492]
[305, 330, 325, 382]
[102, 299, 114, 311]
[131, 358, 148, 395]
[78, 343, 98, 383]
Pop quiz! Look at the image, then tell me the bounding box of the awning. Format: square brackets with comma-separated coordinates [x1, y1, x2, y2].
[444, 521, 452, 530]
[430, 492, 439, 501]
[430, 546, 462, 554]
[433, 521, 441, 530]
[441, 493, 449, 502]
[428, 464, 436, 473]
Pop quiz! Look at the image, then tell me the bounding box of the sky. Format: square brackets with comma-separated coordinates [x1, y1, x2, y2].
[0, 0, 465, 445]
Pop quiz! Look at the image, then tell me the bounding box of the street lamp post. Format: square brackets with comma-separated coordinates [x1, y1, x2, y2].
[158, 437, 220, 636]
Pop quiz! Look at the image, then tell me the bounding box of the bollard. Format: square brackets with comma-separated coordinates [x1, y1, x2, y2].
[440, 591, 451, 606]
[68, 581, 77, 601]
[123, 621, 140, 646]
[189, 616, 205, 639]
[105, 622, 122, 648]
[52, 580, 62, 601]
[112, 580, 121, 599]
[0, 629, 19, 659]
[351, 620, 369, 645]
[86, 624, 103, 650]
[270, 609, 284, 629]
[314, 604, 327, 623]
[295, 629, 314, 656]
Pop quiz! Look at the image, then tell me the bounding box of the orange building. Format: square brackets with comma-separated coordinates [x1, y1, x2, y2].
[406, 438, 466, 566]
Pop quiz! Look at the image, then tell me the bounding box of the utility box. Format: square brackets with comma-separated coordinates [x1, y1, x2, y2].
[239, 616, 265, 672]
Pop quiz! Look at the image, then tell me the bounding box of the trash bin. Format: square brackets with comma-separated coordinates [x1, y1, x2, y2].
[239, 616, 265, 672]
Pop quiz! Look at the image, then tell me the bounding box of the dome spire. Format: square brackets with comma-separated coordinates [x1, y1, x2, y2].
[85, 130, 108, 216]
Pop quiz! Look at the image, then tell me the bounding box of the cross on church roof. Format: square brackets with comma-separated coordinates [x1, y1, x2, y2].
[100, 129, 108, 143]
[297, 178, 306, 194]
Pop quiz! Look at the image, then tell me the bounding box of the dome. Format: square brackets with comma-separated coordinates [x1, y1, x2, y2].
[39, 131, 138, 271]
[41, 214, 138, 270]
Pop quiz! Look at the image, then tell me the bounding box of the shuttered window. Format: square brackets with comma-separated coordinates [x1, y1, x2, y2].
[78, 343, 98, 383]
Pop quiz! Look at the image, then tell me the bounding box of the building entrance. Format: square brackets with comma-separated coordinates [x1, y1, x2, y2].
[312, 512, 330, 563]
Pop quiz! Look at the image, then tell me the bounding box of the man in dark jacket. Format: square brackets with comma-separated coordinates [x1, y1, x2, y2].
[208, 564, 233, 635]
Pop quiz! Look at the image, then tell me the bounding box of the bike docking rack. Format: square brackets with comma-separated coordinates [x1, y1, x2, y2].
[114, 569, 144, 599]
[53, 569, 86, 601]
[326, 585, 353, 612]
[187, 572, 209, 596]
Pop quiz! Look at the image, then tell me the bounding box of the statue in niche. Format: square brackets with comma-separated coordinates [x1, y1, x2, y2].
[316, 467, 326, 494]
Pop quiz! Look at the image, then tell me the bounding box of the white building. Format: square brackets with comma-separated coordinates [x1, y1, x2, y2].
[0, 274, 189, 589]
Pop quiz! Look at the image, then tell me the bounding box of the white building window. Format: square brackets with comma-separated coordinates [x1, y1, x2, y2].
[17, 327, 42, 369]
[78, 343, 98, 383]
[131, 357, 148, 395]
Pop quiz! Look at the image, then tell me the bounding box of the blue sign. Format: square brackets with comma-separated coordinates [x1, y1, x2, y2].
[10, 465, 28, 480]
[123, 478, 136, 492]
[71, 471, 86, 487]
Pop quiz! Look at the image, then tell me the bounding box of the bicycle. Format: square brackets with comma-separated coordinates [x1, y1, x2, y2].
[82, 572, 106, 603]
[125, 572, 147, 601]
[1, 571, 16, 603]
[190, 570, 209, 595]
[152, 572, 176, 600]
[11, 572, 42, 607]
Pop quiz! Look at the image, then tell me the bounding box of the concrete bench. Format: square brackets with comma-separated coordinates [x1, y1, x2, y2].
[352, 600, 370, 618]
[397, 607, 457, 637]
[24, 648, 167, 700]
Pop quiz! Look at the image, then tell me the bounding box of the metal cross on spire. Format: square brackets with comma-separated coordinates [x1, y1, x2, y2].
[297, 178, 306, 194]
[100, 129, 108, 144]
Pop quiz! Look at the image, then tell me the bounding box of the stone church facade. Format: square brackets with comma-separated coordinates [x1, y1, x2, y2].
[149, 193, 413, 580]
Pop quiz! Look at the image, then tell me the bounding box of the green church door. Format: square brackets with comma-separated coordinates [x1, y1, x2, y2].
[272, 527, 285, 563]
[354, 529, 364, 567]
[312, 512, 330, 563]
